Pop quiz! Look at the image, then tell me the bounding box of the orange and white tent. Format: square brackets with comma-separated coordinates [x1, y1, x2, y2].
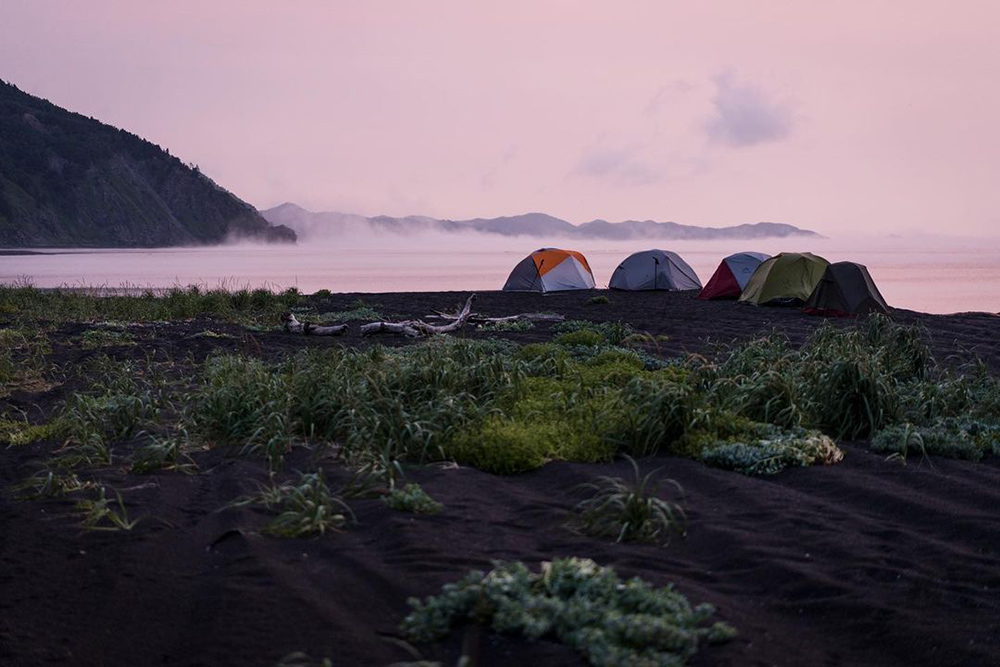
[502, 248, 596, 293]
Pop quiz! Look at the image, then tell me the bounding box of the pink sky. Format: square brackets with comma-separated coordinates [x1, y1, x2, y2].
[2, 1, 999, 236]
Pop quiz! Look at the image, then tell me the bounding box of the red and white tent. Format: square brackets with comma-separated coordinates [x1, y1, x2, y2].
[697, 252, 770, 300]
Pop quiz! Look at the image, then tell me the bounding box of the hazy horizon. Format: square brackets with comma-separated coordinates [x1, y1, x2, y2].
[5, 233, 999, 315]
[4, 2, 1000, 237]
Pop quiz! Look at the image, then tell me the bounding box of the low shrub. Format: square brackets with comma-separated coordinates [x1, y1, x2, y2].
[401, 557, 735, 667]
[700, 430, 843, 476]
[553, 320, 635, 346]
[556, 329, 606, 347]
[383, 483, 443, 514]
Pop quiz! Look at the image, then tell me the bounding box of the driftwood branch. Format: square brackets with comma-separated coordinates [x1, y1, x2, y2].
[282, 313, 348, 336]
[361, 294, 476, 337]
[427, 312, 564, 324]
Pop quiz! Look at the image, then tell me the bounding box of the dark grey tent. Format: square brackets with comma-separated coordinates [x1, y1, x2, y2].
[804, 261, 889, 316]
[609, 250, 701, 291]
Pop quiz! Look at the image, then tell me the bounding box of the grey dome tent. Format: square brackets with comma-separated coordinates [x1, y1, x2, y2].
[804, 261, 890, 316]
[609, 250, 701, 291]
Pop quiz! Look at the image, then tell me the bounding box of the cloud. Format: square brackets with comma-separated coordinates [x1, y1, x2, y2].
[481, 143, 518, 189]
[644, 79, 696, 116]
[574, 144, 661, 186]
[705, 72, 793, 147]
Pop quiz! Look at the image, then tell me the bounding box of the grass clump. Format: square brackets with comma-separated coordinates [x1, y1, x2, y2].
[14, 470, 96, 499]
[54, 382, 160, 467]
[77, 328, 135, 349]
[189, 339, 522, 473]
[131, 430, 198, 474]
[383, 483, 443, 515]
[192, 355, 292, 469]
[0, 418, 59, 446]
[587, 295, 610, 305]
[251, 470, 355, 538]
[553, 320, 635, 346]
[75, 485, 140, 531]
[0, 282, 302, 325]
[480, 319, 535, 333]
[401, 557, 735, 667]
[870, 420, 999, 462]
[555, 329, 606, 347]
[573, 456, 686, 545]
[0, 327, 51, 395]
[320, 299, 385, 322]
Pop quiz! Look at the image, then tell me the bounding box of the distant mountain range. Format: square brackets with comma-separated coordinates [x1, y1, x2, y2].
[262, 203, 821, 241]
[0, 80, 295, 247]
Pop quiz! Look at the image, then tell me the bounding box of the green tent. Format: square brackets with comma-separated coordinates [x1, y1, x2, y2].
[739, 252, 830, 306]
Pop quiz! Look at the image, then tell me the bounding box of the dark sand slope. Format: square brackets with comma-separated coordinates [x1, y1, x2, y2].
[2, 290, 999, 667]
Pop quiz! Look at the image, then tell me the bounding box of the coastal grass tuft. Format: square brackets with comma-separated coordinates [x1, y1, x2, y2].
[573, 456, 686, 545]
[251, 470, 355, 538]
[75, 485, 140, 531]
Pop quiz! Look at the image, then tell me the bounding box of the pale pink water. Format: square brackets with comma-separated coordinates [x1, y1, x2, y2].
[3, 236, 999, 315]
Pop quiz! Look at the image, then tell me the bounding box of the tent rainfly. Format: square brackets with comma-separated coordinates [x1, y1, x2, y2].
[804, 261, 890, 316]
[609, 249, 702, 291]
[739, 252, 830, 306]
[502, 248, 596, 293]
[697, 252, 770, 300]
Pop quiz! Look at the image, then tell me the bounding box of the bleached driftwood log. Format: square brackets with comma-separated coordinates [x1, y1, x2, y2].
[360, 294, 476, 337]
[427, 310, 564, 324]
[282, 313, 348, 336]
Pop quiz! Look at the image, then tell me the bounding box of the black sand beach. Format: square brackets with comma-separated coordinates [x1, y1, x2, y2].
[2, 289, 999, 667]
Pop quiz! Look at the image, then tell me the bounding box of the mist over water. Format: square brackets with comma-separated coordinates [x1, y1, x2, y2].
[3, 232, 999, 315]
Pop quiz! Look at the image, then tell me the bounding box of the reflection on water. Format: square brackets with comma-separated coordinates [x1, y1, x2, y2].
[2, 235, 998, 315]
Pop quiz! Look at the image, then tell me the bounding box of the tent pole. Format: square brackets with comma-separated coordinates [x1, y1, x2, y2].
[532, 259, 545, 292]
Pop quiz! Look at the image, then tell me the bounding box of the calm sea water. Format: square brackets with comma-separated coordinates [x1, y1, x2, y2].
[3, 235, 998, 315]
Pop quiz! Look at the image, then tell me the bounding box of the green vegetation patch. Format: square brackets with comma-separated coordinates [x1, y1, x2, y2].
[383, 483, 443, 514]
[700, 315, 1000, 457]
[319, 299, 385, 322]
[0, 283, 303, 325]
[401, 557, 735, 667]
[0, 327, 51, 395]
[192, 339, 520, 471]
[479, 319, 535, 332]
[78, 328, 136, 349]
[552, 320, 635, 346]
[250, 470, 355, 538]
[871, 419, 1000, 462]
[0, 418, 58, 446]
